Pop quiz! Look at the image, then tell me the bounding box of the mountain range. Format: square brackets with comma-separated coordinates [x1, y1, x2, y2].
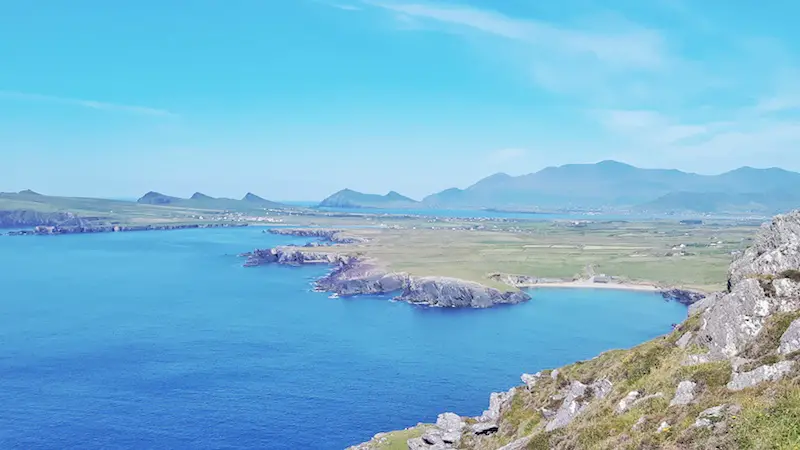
[319, 161, 800, 213]
[137, 191, 286, 210]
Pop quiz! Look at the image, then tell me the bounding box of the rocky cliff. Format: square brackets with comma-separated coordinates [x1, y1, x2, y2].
[242, 247, 530, 308]
[350, 212, 800, 450]
[0, 210, 81, 228]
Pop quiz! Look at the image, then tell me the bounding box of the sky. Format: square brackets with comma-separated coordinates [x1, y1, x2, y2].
[2, 0, 800, 201]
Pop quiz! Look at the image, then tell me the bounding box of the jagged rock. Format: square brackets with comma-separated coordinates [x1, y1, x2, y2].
[546, 381, 587, 431]
[689, 292, 722, 316]
[632, 417, 647, 431]
[441, 432, 460, 445]
[661, 289, 706, 306]
[616, 391, 640, 414]
[657, 422, 671, 433]
[696, 279, 772, 358]
[773, 278, 800, 302]
[729, 212, 800, 286]
[398, 277, 530, 308]
[478, 388, 516, 423]
[497, 436, 533, 450]
[471, 422, 499, 436]
[550, 369, 560, 380]
[670, 380, 697, 406]
[694, 212, 800, 359]
[521, 372, 541, 389]
[435, 413, 465, 433]
[267, 227, 366, 244]
[779, 318, 800, 354]
[676, 332, 694, 349]
[591, 379, 613, 399]
[693, 405, 727, 428]
[421, 430, 445, 446]
[727, 360, 796, 391]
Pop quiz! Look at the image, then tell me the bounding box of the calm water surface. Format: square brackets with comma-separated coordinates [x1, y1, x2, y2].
[0, 228, 686, 449]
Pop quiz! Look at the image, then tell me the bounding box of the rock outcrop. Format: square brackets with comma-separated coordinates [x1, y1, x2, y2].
[661, 288, 706, 306]
[726, 360, 796, 391]
[243, 247, 530, 308]
[669, 380, 697, 406]
[267, 228, 366, 244]
[692, 212, 800, 359]
[398, 277, 530, 308]
[779, 318, 800, 354]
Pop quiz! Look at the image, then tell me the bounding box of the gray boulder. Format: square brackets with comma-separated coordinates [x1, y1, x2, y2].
[591, 379, 613, 399]
[435, 413, 465, 433]
[727, 360, 795, 391]
[696, 279, 772, 358]
[670, 380, 697, 407]
[521, 372, 541, 390]
[779, 318, 800, 355]
[546, 381, 587, 431]
[471, 422, 499, 436]
[676, 332, 694, 349]
[689, 292, 722, 316]
[693, 405, 727, 428]
[478, 388, 516, 423]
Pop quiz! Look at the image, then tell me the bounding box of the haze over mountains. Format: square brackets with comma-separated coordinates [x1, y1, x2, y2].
[319, 161, 800, 213]
[137, 191, 286, 210]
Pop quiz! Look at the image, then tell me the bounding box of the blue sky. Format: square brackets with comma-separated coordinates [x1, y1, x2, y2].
[2, 0, 800, 201]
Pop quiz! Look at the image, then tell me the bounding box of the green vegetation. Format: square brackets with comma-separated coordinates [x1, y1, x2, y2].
[441, 318, 800, 450]
[780, 269, 800, 282]
[743, 311, 800, 360]
[319, 220, 758, 291]
[732, 382, 800, 449]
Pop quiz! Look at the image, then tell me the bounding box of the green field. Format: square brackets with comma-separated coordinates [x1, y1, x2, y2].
[1, 192, 762, 291]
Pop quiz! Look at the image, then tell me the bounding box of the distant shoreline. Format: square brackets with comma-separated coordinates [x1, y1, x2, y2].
[519, 280, 662, 292]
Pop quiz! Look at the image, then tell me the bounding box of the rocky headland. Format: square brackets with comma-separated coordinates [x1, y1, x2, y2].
[350, 211, 800, 449]
[5, 221, 248, 236]
[241, 245, 530, 308]
[266, 228, 367, 244]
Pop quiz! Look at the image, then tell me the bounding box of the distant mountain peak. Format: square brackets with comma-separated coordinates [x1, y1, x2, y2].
[18, 189, 42, 196]
[137, 191, 180, 205]
[319, 188, 419, 208]
[190, 192, 214, 201]
[243, 192, 266, 202]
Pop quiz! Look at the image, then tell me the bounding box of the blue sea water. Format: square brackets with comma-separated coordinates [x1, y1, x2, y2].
[0, 229, 687, 449]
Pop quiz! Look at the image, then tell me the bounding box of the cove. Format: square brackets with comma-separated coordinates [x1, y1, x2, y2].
[0, 228, 687, 449]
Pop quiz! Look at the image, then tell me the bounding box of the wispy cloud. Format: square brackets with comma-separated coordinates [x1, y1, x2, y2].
[0, 90, 177, 118]
[364, 1, 666, 69]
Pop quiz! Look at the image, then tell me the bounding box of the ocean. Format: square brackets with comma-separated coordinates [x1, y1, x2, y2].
[0, 228, 687, 449]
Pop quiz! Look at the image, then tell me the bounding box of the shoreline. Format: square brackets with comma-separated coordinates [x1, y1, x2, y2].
[519, 280, 662, 292]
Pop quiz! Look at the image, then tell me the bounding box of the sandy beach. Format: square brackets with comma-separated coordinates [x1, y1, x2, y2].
[519, 279, 662, 292]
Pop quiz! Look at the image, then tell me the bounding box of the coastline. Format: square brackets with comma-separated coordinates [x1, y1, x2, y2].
[519, 280, 662, 292]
